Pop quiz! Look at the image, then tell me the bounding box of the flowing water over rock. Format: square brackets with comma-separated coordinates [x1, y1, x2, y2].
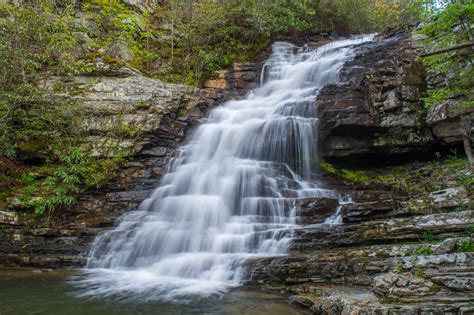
[79, 36, 374, 301]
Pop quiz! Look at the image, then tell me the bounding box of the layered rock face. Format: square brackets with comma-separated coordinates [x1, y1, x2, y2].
[0, 61, 262, 268]
[249, 32, 474, 314]
[318, 31, 472, 162]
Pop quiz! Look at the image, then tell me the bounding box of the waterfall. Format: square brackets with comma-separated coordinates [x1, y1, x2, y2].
[78, 36, 374, 302]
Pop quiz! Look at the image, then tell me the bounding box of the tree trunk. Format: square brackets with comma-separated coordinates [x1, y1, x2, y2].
[420, 42, 474, 57]
[463, 134, 474, 169]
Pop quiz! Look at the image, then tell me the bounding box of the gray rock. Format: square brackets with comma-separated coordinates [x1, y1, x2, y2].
[428, 186, 467, 209]
[0, 211, 19, 225]
[120, 0, 159, 13]
[372, 272, 437, 298]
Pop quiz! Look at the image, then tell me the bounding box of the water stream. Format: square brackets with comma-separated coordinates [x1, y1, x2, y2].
[78, 36, 374, 302]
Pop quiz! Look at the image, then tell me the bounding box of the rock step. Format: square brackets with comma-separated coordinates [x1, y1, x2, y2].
[0, 254, 86, 268]
[341, 186, 470, 224]
[290, 291, 474, 314]
[289, 237, 469, 259]
[250, 251, 473, 286]
[292, 210, 473, 250]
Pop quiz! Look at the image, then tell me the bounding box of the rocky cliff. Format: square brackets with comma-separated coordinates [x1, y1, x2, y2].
[248, 31, 474, 314]
[0, 59, 263, 268]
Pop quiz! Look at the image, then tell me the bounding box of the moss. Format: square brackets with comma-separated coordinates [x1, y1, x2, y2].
[421, 87, 451, 110]
[16, 140, 49, 159]
[320, 161, 337, 174]
[340, 168, 370, 182]
[176, 107, 188, 118]
[103, 55, 125, 66]
[319, 160, 370, 183]
[413, 268, 425, 278]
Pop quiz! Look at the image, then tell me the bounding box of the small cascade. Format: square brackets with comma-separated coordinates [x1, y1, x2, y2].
[78, 36, 374, 301]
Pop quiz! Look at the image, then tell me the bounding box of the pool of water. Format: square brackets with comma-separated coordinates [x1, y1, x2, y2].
[0, 269, 304, 315]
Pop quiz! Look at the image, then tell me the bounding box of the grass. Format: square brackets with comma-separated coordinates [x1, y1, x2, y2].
[320, 155, 472, 196]
[412, 245, 433, 256]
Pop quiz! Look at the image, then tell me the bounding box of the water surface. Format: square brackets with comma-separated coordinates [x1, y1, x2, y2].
[0, 269, 305, 315]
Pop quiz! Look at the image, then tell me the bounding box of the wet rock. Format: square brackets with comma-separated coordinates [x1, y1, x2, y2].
[296, 197, 339, 224]
[432, 238, 458, 255]
[341, 199, 406, 223]
[293, 211, 474, 249]
[44, 74, 202, 158]
[202, 61, 263, 100]
[317, 32, 438, 162]
[309, 295, 363, 314]
[139, 146, 168, 157]
[431, 275, 474, 291]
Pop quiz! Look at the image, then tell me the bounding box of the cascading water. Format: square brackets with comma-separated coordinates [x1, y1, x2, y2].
[78, 36, 374, 301]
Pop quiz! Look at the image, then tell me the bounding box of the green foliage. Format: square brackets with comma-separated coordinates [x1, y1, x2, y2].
[155, 1, 318, 86]
[418, 3, 474, 110]
[319, 160, 369, 183]
[413, 245, 432, 256]
[0, 4, 127, 215]
[313, 0, 422, 33]
[18, 149, 123, 216]
[457, 239, 474, 252]
[421, 87, 451, 110]
[454, 201, 474, 212]
[0, 4, 79, 158]
[421, 232, 434, 242]
[467, 225, 474, 236]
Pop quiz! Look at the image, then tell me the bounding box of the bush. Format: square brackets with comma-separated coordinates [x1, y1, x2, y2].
[418, 3, 474, 109]
[0, 4, 124, 216]
[0, 4, 78, 158]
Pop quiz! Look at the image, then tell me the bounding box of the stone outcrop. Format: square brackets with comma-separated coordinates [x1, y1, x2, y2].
[0, 59, 262, 268]
[426, 98, 474, 144]
[250, 193, 474, 312]
[317, 31, 472, 163]
[44, 73, 202, 159]
[248, 31, 474, 314]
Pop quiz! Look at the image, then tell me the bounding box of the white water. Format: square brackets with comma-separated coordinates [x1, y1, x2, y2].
[79, 36, 373, 302]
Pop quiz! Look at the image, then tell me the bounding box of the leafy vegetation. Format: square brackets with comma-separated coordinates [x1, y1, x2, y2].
[320, 152, 471, 195]
[457, 238, 474, 252]
[413, 245, 433, 256]
[418, 2, 474, 110]
[0, 3, 125, 215]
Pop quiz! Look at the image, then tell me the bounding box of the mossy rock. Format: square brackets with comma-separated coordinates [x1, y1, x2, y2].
[17, 140, 50, 161]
